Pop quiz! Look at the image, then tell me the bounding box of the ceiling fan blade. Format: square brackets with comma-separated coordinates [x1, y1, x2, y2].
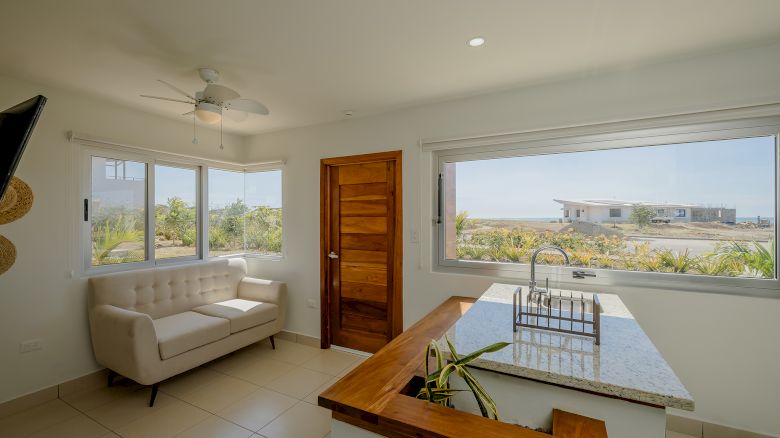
[225, 98, 269, 115]
[157, 79, 197, 101]
[225, 110, 248, 122]
[140, 95, 194, 104]
[203, 84, 240, 104]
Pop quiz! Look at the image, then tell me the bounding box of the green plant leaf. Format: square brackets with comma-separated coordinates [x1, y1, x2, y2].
[454, 341, 511, 366]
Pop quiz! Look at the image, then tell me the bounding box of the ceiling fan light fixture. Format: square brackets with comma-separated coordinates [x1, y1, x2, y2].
[194, 102, 222, 124]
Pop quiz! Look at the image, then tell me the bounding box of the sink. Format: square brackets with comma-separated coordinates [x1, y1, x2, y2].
[531, 292, 603, 314]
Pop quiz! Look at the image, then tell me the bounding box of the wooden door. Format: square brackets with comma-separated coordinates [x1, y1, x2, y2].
[321, 151, 402, 353]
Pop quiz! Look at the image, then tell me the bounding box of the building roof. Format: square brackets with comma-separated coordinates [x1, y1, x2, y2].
[553, 199, 698, 208]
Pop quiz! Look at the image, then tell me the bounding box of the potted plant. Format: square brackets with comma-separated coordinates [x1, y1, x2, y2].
[416, 336, 510, 420]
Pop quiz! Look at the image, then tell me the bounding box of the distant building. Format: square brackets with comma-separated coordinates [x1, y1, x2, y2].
[553, 199, 736, 224]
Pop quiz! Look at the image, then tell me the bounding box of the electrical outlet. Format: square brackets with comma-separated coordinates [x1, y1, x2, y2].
[19, 339, 43, 353]
[410, 230, 419, 243]
[306, 298, 318, 309]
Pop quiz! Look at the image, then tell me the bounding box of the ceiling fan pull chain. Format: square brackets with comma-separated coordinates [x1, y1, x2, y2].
[192, 114, 198, 145]
[219, 116, 224, 150]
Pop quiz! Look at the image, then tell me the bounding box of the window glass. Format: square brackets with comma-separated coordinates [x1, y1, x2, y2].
[90, 156, 146, 266]
[445, 136, 776, 279]
[155, 165, 198, 259]
[208, 168, 246, 256]
[245, 170, 283, 256]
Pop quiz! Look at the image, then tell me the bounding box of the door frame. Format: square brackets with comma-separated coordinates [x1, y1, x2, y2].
[320, 150, 403, 349]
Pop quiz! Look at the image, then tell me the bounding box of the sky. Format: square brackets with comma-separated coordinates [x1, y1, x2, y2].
[155, 167, 282, 209]
[455, 136, 776, 218]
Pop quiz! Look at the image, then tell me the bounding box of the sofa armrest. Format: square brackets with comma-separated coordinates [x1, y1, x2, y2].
[89, 305, 160, 384]
[238, 277, 287, 331]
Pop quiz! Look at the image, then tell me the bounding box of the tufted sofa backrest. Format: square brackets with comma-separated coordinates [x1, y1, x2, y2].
[88, 258, 247, 320]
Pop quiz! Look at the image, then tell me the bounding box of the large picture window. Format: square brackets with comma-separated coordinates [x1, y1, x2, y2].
[436, 120, 779, 292]
[81, 147, 283, 274]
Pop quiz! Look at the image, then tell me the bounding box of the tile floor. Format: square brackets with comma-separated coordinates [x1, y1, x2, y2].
[0, 339, 756, 438]
[0, 339, 366, 438]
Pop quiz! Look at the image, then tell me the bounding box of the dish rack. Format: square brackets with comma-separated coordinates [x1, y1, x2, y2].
[513, 286, 601, 345]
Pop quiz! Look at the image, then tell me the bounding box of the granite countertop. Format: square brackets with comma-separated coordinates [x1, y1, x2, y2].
[437, 283, 694, 410]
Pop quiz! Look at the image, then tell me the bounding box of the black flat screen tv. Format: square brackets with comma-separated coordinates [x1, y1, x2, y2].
[0, 95, 47, 199]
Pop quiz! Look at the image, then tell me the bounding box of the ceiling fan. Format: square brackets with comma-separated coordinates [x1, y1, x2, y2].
[141, 67, 269, 147]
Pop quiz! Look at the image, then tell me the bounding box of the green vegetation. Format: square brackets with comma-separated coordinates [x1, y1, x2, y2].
[455, 212, 774, 278]
[630, 205, 656, 228]
[208, 199, 282, 255]
[417, 336, 510, 420]
[91, 198, 282, 265]
[91, 209, 144, 265]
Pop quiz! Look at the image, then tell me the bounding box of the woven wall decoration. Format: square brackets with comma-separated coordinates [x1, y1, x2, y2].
[0, 235, 15, 275]
[0, 177, 34, 225]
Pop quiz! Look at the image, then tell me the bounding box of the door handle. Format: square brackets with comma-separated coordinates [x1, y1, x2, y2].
[328, 251, 339, 259]
[572, 270, 596, 279]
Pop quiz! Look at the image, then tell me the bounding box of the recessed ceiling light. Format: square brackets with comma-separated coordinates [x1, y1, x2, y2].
[467, 36, 486, 47]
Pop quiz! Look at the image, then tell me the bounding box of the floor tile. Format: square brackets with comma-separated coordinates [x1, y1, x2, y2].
[302, 349, 361, 376]
[263, 366, 334, 399]
[62, 378, 143, 411]
[161, 367, 222, 397]
[336, 357, 367, 378]
[208, 348, 266, 374]
[222, 357, 292, 386]
[303, 377, 340, 405]
[175, 415, 254, 438]
[0, 399, 81, 438]
[667, 432, 699, 438]
[86, 389, 176, 430]
[255, 339, 322, 365]
[258, 401, 331, 438]
[218, 388, 298, 431]
[116, 398, 210, 438]
[28, 413, 109, 438]
[177, 373, 258, 413]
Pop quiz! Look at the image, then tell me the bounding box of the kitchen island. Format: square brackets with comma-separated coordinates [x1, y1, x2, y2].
[438, 283, 694, 437]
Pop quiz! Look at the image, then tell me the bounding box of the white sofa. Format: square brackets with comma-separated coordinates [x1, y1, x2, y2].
[87, 258, 286, 406]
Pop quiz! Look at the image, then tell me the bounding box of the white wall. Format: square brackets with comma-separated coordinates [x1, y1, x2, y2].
[244, 42, 780, 435]
[0, 74, 244, 403]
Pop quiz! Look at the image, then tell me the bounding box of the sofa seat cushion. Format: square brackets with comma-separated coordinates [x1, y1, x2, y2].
[192, 299, 279, 333]
[153, 311, 230, 360]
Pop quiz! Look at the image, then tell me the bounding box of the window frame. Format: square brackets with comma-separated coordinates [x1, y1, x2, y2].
[153, 161, 203, 265]
[433, 116, 780, 297]
[77, 143, 284, 276]
[609, 208, 622, 218]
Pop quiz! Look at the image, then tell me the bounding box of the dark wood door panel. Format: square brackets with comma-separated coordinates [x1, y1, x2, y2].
[341, 217, 387, 234]
[338, 162, 388, 185]
[341, 297, 388, 319]
[340, 249, 387, 263]
[340, 262, 387, 285]
[340, 199, 387, 216]
[341, 281, 387, 302]
[340, 234, 387, 251]
[339, 183, 387, 201]
[341, 312, 387, 335]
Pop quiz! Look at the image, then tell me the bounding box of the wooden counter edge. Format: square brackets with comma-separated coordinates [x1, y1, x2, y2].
[319, 296, 607, 438]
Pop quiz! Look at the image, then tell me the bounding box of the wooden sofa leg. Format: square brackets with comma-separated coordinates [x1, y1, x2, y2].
[149, 383, 159, 407]
[270, 335, 275, 350]
[107, 369, 117, 387]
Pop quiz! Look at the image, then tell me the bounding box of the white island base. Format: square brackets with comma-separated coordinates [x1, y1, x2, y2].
[451, 368, 666, 437]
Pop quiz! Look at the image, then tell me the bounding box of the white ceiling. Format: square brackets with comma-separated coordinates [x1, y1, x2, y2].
[2, 0, 780, 135]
